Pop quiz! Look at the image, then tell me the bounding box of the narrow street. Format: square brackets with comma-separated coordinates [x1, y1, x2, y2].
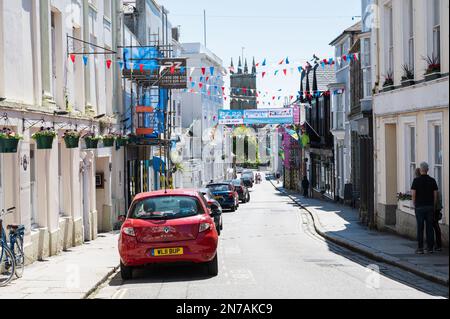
[92, 178, 447, 299]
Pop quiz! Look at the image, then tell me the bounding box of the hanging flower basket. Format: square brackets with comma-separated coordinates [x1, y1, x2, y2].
[63, 130, 81, 149]
[102, 134, 116, 148]
[0, 128, 22, 153]
[116, 136, 129, 147]
[32, 127, 56, 150]
[83, 133, 101, 149]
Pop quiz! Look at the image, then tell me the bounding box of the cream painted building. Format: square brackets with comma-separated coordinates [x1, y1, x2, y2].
[0, 0, 126, 265]
[372, 0, 449, 245]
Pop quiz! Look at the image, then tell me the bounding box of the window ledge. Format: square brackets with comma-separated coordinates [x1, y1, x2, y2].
[89, 3, 98, 13]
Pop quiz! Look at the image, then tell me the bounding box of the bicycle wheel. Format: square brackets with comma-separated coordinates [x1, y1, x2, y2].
[0, 245, 15, 287]
[13, 237, 25, 278]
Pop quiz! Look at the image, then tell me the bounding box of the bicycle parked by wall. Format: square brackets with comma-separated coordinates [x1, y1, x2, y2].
[0, 207, 25, 287]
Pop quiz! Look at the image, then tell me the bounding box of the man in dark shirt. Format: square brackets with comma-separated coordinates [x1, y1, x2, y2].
[411, 162, 439, 254]
[301, 176, 310, 198]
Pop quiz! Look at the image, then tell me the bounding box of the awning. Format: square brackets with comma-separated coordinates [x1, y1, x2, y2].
[152, 156, 167, 175]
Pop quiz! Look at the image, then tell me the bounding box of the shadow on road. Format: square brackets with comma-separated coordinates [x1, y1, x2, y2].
[109, 262, 214, 286]
[273, 187, 449, 298]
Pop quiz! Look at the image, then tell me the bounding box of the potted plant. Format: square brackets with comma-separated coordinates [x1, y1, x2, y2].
[63, 129, 81, 149]
[102, 133, 116, 148]
[171, 163, 185, 174]
[116, 134, 129, 147]
[0, 127, 22, 153]
[401, 64, 415, 87]
[382, 71, 394, 92]
[32, 127, 57, 150]
[83, 132, 102, 149]
[397, 192, 412, 201]
[423, 55, 441, 81]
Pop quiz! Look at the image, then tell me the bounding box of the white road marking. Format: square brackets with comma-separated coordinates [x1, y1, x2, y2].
[112, 288, 128, 299]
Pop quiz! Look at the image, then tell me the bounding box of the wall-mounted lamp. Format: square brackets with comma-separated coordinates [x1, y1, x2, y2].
[0, 97, 6, 102]
[94, 114, 106, 120]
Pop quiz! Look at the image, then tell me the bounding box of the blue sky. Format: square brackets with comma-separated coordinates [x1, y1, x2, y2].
[158, 0, 361, 107]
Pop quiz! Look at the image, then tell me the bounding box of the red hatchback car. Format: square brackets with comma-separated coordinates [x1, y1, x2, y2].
[119, 189, 219, 280]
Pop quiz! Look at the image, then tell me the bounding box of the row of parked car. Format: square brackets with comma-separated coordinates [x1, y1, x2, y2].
[117, 170, 256, 280]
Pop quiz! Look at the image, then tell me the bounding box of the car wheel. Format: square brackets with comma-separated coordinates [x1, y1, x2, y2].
[230, 205, 236, 212]
[120, 262, 133, 280]
[246, 194, 250, 202]
[206, 254, 219, 277]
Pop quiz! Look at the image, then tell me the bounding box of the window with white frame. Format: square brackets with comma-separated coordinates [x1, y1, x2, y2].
[362, 37, 372, 98]
[432, 0, 441, 62]
[405, 0, 414, 71]
[103, 0, 111, 19]
[429, 123, 443, 194]
[384, 3, 394, 75]
[406, 125, 416, 191]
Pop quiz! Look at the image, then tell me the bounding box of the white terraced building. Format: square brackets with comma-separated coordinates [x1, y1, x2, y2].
[372, 0, 449, 245]
[0, 0, 127, 264]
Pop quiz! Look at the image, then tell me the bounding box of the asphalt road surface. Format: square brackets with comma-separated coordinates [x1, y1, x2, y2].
[92, 178, 448, 299]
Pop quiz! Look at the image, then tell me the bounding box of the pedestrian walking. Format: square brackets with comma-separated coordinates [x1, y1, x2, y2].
[301, 176, 310, 198]
[276, 172, 281, 184]
[411, 162, 439, 254]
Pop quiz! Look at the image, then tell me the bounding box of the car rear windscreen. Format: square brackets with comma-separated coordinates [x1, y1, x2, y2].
[130, 196, 202, 220]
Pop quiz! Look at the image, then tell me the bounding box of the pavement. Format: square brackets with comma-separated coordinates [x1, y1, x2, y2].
[0, 231, 120, 299]
[273, 183, 449, 287]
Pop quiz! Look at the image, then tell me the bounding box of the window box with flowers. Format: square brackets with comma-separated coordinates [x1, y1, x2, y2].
[32, 127, 57, 150]
[63, 130, 81, 149]
[397, 192, 414, 215]
[0, 128, 22, 153]
[115, 134, 129, 148]
[102, 133, 116, 148]
[401, 64, 415, 87]
[382, 72, 395, 92]
[424, 55, 441, 82]
[83, 132, 102, 149]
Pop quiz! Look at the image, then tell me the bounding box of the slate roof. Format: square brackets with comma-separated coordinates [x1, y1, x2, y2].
[329, 21, 362, 46]
[300, 66, 336, 92]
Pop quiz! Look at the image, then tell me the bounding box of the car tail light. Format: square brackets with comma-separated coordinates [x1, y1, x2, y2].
[199, 223, 211, 233]
[122, 227, 136, 237]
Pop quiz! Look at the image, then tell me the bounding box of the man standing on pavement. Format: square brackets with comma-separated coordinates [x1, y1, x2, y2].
[301, 176, 310, 198]
[411, 162, 439, 255]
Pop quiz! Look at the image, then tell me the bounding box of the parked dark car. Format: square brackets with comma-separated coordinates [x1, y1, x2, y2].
[241, 170, 255, 184]
[225, 179, 250, 203]
[241, 175, 254, 189]
[206, 183, 239, 212]
[200, 188, 223, 235]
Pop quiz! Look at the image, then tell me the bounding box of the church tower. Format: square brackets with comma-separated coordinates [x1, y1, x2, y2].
[230, 56, 257, 110]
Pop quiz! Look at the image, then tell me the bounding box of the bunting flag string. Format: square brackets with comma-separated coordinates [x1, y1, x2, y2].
[66, 52, 359, 78]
